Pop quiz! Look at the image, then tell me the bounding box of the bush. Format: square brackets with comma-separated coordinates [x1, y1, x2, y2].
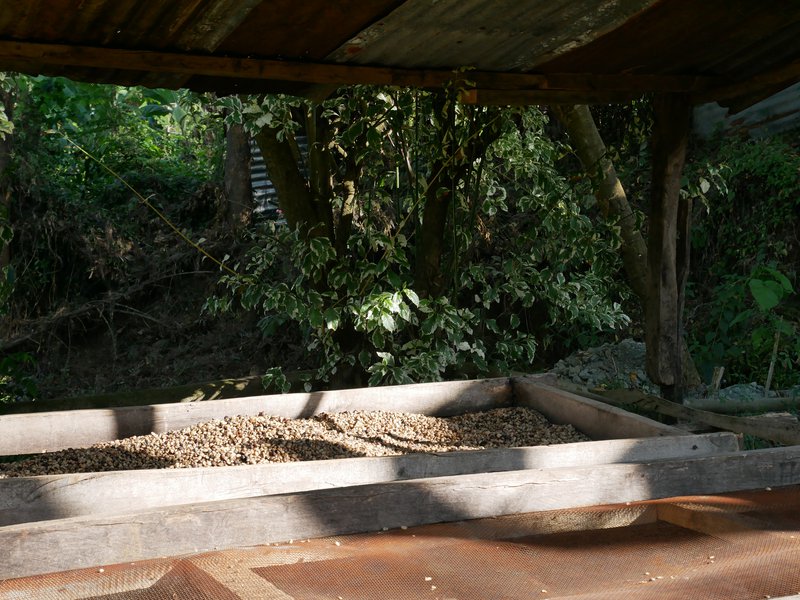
[208, 93, 630, 388]
[6, 76, 223, 317]
[685, 133, 799, 387]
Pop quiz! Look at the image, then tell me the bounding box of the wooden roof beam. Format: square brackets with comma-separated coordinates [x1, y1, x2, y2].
[0, 40, 729, 99]
[460, 89, 643, 106]
[143, 0, 266, 89]
[692, 59, 800, 110]
[0, 40, 523, 88]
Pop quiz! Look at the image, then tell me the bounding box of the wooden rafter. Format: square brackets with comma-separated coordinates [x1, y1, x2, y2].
[0, 40, 453, 88]
[693, 59, 800, 106]
[0, 39, 735, 99]
[460, 89, 642, 106]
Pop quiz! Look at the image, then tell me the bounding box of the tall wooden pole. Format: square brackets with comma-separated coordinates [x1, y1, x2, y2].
[646, 94, 692, 403]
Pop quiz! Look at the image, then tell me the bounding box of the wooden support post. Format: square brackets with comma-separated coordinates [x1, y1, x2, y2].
[646, 94, 692, 403]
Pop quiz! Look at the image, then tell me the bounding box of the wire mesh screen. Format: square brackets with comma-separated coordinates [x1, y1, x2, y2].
[2, 488, 799, 600]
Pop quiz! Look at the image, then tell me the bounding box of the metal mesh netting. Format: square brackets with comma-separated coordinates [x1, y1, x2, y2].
[2, 488, 799, 600]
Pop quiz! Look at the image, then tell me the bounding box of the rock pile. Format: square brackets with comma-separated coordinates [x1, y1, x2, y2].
[552, 339, 660, 394]
[552, 339, 798, 407]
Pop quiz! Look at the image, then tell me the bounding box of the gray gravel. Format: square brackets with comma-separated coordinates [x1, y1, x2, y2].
[552, 339, 793, 404]
[0, 407, 590, 478]
[552, 339, 661, 394]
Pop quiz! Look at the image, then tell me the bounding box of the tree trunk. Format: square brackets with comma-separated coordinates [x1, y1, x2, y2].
[304, 107, 336, 239]
[552, 103, 700, 391]
[0, 88, 14, 272]
[550, 104, 649, 302]
[414, 102, 502, 298]
[414, 94, 454, 298]
[222, 121, 253, 233]
[335, 157, 359, 257]
[254, 126, 320, 235]
[415, 180, 452, 298]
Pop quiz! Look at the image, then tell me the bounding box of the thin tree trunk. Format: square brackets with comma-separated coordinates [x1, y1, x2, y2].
[222, 121, 253, 233]
[254, 126, 320, 235]
[414, 94, 454, 298]
[335, 156, 359, 257]
[0, 88, 14, 272]
[414, 103, 502, 298]
[550, 104, 649, 302]
[415, 177, 452, 297]
[305, 107, 336, 239]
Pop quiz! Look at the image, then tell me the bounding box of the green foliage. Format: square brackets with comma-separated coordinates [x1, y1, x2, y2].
[212, 223, 481, 386]
[6, 76, 224, 316]
[593, 99, 653, 165]
[481, 110, 630, 343]
[749, 266, 793, 313]
[0, 352, 37, 403]
[15, 77, 220, 215]
[0, 73, 13, 315]
[0, 73, 13, 140]
[685, 133, 799, 388]
[689, 135, 800, 276]
[210, 88, 630, 387]
[688, 264, 798, 389]
[261, 366, 292, 394]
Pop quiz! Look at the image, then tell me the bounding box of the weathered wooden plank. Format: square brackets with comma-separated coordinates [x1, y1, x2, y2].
[685, 394, 800, 415]
[0, 374, 278, 415]
[0, 377, 514, 456]
[0, 432, 738, 526]
[0, 508, 662, 598]
[2, 446, 799, 579]
[0, 39, 456, 87]
[656, 503, 772, 542]
[427, 504, 659, 542]
[512, 378, 685, 439]
[694, 59, 800, 106]
[588, 387, 800, 446]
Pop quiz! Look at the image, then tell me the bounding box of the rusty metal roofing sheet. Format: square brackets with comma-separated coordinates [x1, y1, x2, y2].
[0, 0, 267, 89]
[695, 81, 800, 138]
[536, 0, 800, 79]
[0, 0, 256, 50]
[325, 0, 659, 71]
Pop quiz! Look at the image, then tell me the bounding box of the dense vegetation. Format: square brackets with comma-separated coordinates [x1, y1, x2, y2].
[684, 135, 799, 389]
[208, 88, 629, 389]
[0, 75, 797, 402]
[0, 76, 227, 401]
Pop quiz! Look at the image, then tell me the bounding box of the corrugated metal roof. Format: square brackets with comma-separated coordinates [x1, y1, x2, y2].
[0, 0, 798, 109]
[326, 0, 658, 72]
[536, 0, 800, 78]
[695, 81, 800, 138]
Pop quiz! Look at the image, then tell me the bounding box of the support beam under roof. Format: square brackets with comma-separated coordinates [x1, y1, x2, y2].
[0, 40, 738, 102]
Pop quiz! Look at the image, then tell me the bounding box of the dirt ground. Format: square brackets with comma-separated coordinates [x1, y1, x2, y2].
[12, 271, 279, 400]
